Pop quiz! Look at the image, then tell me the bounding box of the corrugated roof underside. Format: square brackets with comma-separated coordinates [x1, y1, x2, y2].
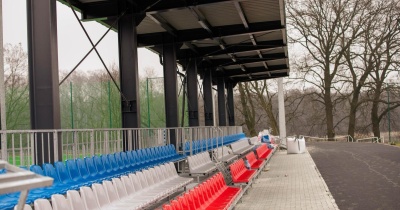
[160, 10, 202, 30]
[241, 0, 281, 23]
[137, 17, 166, 34]
[199, 4, 243, 27]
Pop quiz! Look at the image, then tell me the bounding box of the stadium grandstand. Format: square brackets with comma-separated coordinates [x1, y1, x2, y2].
[0, 0, 289, 209]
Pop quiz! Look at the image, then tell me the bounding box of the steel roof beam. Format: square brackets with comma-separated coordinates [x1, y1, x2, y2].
[137, 21, 283, 47]
[176, 40, 284, 59]
[214, 65, 288, 77]
[230, 72, 288, 82]
[145, 0, 254, 14]
[208, 53, 286, 67]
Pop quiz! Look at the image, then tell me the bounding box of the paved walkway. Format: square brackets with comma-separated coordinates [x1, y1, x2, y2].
[235, 150, 339, 210]
[308, 142, 400, 210]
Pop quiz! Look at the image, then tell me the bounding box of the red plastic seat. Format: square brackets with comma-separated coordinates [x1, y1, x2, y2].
[246, 151, 264, 169]
[229, 159, 256, 183]
[167, 173, 241, 210]
[171, 200, 182, 210]
[163, 204, 174, 210]
[256, 144, 272, 159]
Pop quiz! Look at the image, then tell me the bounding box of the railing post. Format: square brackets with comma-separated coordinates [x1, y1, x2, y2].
[90, 130, 95, 156]
[105, 130, 109, 154]
[53, 130, 58, 162]
[30, 133, 35, 165]
[73, 131, 78, 159]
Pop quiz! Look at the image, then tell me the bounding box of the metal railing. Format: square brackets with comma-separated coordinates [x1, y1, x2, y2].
[0, 126, 243, 166]
[356, 137, 380, 143]
[302, 135, 354, 142]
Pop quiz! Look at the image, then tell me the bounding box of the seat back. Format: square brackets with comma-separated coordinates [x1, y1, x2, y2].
[51, 194, 71, 210]
[13, 204, 32, 210]
[107, 154, 120, 170]
[80, 186, 100, 210]
[114, 152, 125, 169]
[30, 165, 45, 176]
[34, 199, 53, 210]
[121, 175, 135, 194]
[129, 173, 143, 191]
[43, 163, 61, 183]
[100, 155, 112, 171]
[76, 158, 90, 178]
[67, 190, 85, 210]
[120, 152, 131, 166]
[84, 157, 98, 176]
[93, 156, 105, 174]
[112, 178, 128, 198]
[130, 151, 140, 164]
[102, 180, 119, 202]
[136, 171, 149, 188]
[143, 170, 155, 186]
[246, 152, 257, 165]
[66, 160, 81, 181]
[91, 183, 110, 207]
[54, 161, 72, 183]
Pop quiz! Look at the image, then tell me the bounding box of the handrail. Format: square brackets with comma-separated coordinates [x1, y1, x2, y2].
[356, 137, 380, 143]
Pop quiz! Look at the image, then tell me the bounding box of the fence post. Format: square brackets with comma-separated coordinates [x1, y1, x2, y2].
[53, 130, 59, 162]
[73, 131, 78, 159]
[90, 130, 95, 156]
[105, 130, 109, 154]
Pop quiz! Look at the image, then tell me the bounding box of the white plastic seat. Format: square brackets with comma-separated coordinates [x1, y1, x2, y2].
[214, 146, 237, 163]
[80, 186, 101, 210]
[67, 190, 86, 210]
[102, 181, 119, 203]
[230, 139, 254, 155]
[92, 183, 110, 207]
[120, 175, 135, 195]
[188, 152, 217, 174]
[13, 204, 32, 210]
[33, 199, 53, 210]
[51, 194, 71, 210]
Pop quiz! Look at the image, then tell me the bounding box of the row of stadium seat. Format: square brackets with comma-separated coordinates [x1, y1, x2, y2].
[187, 152, 217, 174]
[0, 144, 185, 209]
[184, 133, 246, 155]
[27, 162, 192, 210]
[229, 144, 274, 184]
[163, 172, 241, 210]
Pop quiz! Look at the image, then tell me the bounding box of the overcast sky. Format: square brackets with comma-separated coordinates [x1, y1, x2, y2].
[3, 0, 164, 76]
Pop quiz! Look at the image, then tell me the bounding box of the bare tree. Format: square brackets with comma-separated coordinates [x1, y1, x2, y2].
[4, 43, 29, 129]
[288, 0, 374, 139]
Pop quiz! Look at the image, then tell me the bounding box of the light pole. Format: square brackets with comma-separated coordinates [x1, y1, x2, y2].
[387, 84, 391, 142]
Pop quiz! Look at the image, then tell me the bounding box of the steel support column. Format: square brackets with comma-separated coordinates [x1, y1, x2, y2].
[203, 69, 214, 126]
[217, 78, 227, 126]
[226, 82, 235, 126]
[118, 11, 141, 150]
[27, 0, 61, 164]
[187, 59, 199, 126]
[163, 38, 179, 146]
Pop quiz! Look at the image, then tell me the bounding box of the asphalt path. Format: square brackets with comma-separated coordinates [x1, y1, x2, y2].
[307, 142, 400, 210]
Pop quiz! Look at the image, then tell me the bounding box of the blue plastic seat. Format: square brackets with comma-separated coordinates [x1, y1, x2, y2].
[76, 158, 98, 183]
[94, 155, 114, 179]
[108, 154, 127, 175]
[66, 159, 95, 187]
[85, 156, 108, 181]
[43, 163, 73, 193]
[54, 161, 84, 189]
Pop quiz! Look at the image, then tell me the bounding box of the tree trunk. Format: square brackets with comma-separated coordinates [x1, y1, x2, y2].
[371, 99, 380, 138]
[238, 83, 257, 136]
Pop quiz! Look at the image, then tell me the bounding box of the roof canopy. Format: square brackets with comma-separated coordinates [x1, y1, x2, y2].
[61, 0, 289, 83]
